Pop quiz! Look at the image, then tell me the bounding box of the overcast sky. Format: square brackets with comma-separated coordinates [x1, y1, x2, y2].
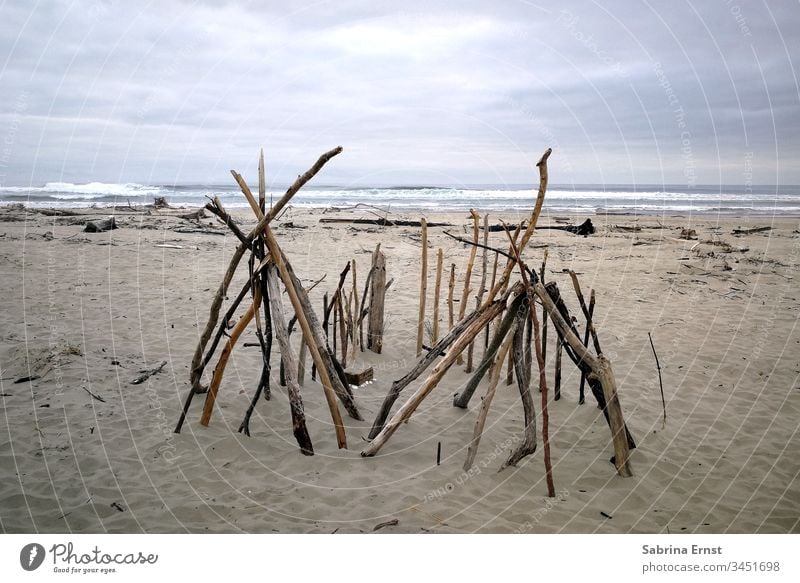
[0, 0, 798, 187]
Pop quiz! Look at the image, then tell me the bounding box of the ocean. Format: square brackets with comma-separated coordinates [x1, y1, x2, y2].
[2, 182, 799, 216]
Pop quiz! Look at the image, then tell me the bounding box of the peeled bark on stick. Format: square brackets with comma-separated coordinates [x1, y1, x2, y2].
[457, 209, 480, 365]
[200, 299, 257, 426]
[368, 308, 484, 439]
[367, 248, 387, 354]
[578, 290, 596, 405]
[432, 248, 443, 343]
[416, 218, 428, 357]
[362, 285, 519, 456]
[265, 265, 314, 455]
[452, 291, 527, 409]
[501, 302, 539, 470]
[177, 242, 247, 433]
[464, 326, 516, 471]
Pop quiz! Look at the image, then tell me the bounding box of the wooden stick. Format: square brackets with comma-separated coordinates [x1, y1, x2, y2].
[265, 266, 313, 455]
[483, 251, 499, 356]
[578, 290, 596, 405]
[297, 337, 308, 386]
[258, 148, 266, 212]
[200, 299, 256, 426]
[554, 338, 562, 401]
[369, 306, 485, 439]
[447, 263, 456, 332]
[500, 225, 554, 493]
[467, 213, 489, 372]
[241, 146, 344, 246]
[236, 174, 351, 446]
[351, 259, 359, 355]
[357, 245, 377, 351]
[483, 148, 551, 306]
[463, 325, 516, 471]
[177, 242, 247, 433]
[432, 248, 443, 343]
[540, 250, 549, 389]
[239, 273, 273, 436]
[416, 218, 428, 357]
[501, 301, 539, 470]
[568, 270, 602, 355]
[457, 209, 480, 365]
[362, 286, 519, 456]
[367, 247, 387, 354]
[453, 292, 526, 408]
[648, 331, 666, 427]
[337, 292, 347, 368]
[505, 344, 515, 386]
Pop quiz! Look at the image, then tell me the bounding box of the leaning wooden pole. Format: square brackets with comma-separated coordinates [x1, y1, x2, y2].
[363, 285, 520, 457]
[232, 153, 352, 447]
[416, 218, 428, 357]
[467, 213, 489, 372]
[464, 326, 516, 471]
[457, 209, 480, 365]
[265, 265, 314, 455]
[578, 290, 596, 405]
[200, 300, 257, 426]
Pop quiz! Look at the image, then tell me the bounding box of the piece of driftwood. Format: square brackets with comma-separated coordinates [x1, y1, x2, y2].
[363, 285, 519, 456]
[153, 196, 170, 209]
[540, 251, 549, 377]
[428, 249, 441, 345]
[179, 208, 207, 221]
[236, 175, 353, 445]
[239, 272, 273, 435]
[258, 148, 266, 212]
[648, 332, 666, 427]
[505, 342, 514, 386]
[468, 213, 489, 373]
[416, 218, 428, 357]
[501, 302, 538, 470]
[357, 244, 378, 351]
[318, 218, 452, 227]
[463, 325, 516, 471]
[457, 210, 480, 366]
[568, 270, 601, 355]
[484, 251, 499, 356]
[345, 367, 373, 386]
[482, 148, 551, 305]
[732, 226, 771, 235]
[200, 300, 256, 426]
[447, 263, 456, 332]
[177, 243, 248, 433]
[554, 338, 562, 401]
[578, 290, 596, 405]
[368, 308, 485, 439]
[452, 292, 527, 409]
[540, 218, 595, 236]
[131, 360, 167, 385]
[502, 226, 553, 493]
[367, 248, 387, 354]
[84, 217, 117, 233]
[350, 259, 359, 355]
[265, 266, 313, 455]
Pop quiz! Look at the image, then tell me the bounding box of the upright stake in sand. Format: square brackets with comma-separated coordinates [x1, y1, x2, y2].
[467, 213, 489, 372]
[447, 264, 456, 332]
[432, 248, 443, 343]
[457, 210, 480, 365]
[416, 218, 428, 357]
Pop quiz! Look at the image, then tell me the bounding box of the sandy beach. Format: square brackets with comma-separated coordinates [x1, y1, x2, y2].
[1, 204, 798, 534]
